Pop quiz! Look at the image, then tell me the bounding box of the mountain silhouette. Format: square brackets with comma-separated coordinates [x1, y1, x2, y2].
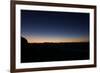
[21, 36, 28, 51]
[21, 36, 89, 63]
[21, 36, 28, 44]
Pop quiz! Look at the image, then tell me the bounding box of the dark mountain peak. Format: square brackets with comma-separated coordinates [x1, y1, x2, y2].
[21, 36, 28, 44]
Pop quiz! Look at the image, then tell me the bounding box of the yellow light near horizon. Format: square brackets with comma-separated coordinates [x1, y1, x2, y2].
[26, 36, 89, 43]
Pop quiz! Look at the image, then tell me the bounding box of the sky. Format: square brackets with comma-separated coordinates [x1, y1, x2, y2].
[21, 10, 89, 43]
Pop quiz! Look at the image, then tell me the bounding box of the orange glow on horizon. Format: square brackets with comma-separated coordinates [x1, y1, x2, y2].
[26, 36, 89, 43]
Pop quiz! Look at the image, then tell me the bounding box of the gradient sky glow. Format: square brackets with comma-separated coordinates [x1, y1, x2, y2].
[21, 10, 89, 43]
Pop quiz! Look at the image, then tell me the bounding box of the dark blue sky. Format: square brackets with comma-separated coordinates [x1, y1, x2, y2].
[21, 10, 89, 43]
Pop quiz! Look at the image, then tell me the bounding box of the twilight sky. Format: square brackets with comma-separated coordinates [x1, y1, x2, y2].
[21, 10, 89, 43]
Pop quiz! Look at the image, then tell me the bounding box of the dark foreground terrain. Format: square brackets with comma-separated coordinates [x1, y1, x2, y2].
[21, 38, 89, 63]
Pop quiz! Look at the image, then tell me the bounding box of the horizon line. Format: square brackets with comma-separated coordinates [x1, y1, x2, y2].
[28, 41, 89, 44]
